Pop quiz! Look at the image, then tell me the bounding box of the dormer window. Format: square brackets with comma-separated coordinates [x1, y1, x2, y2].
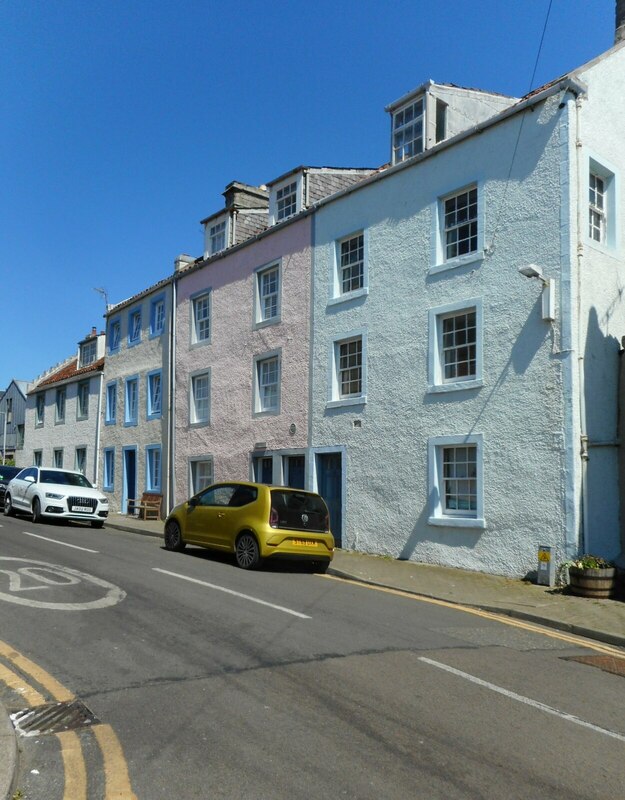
[276, 181, 298, 221]
[80, 339, 97, 368]
[208, 219, 227, 255]
[392, 97, 424, 164]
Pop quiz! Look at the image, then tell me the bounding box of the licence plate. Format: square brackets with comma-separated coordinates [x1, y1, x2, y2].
[292, 539, 317, 547]
[72, 506, 92, 513]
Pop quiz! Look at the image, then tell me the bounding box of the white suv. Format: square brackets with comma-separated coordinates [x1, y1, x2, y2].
[4, 467, 109, 528]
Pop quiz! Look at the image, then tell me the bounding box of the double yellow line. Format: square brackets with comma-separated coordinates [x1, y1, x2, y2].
[0, 639, 136, 800]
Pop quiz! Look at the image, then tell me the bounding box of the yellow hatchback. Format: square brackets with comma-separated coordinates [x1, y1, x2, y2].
[164, 481, 335, 571]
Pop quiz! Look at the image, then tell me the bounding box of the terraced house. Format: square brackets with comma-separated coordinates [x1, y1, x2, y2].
[18, 329, 105, 481]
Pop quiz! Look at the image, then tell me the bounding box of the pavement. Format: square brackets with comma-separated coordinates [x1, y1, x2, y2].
[2, 515, 625, 799]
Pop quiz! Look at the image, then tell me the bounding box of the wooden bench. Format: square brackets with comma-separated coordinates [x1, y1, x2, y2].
[127, 492, 162, 520]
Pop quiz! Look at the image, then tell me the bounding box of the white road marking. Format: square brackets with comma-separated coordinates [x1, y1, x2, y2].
[419, 657, 625, 743]
[22, 531, 99, 553]
[153, 568, 311, 619]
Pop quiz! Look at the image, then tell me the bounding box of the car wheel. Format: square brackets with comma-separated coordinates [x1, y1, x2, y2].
[3, 494, 14, 517]
[32, 498, 42, 523]
[310, 560, 329, 574]
[235, 532, 261, 570]
[164, 520, 186, 552]
[91, 520, 104, 529]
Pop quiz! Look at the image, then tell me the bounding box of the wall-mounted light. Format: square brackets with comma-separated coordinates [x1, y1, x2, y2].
[518, 264, 555, 321]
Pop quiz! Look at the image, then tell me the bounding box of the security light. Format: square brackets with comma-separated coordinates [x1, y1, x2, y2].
[518, 264, 555, 321]
[518, 264, 544, 281]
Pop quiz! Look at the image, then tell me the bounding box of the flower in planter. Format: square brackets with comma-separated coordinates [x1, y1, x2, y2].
[556, 554, 615, 588]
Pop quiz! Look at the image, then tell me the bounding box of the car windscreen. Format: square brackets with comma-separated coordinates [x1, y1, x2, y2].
[270, 490, 328, 532]
[40, 470, 93, 488]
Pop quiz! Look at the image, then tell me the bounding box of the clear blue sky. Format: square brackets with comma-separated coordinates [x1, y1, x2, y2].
[0, 0, 617, 388]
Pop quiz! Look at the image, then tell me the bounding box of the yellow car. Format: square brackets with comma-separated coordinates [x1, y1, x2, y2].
[164, 481, 335, 571]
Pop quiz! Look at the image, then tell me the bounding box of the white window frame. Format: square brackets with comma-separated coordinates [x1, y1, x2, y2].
[33, 450, 42, 467]
[191, 290, 211, 346]
[146, 445, 162, 493]
[124, 376, 139, 427]
[150, 296, 166, 338]
[206, 217, 228, 256]
[147, 370, 162, 420]
[105, 381, 117, 425]
[253, 351, 281, 416]
[254, 261, 281, 327]
[108, 318, 121, 353]
[428, 434, 485, 529]
[189, 456, 214, 496]
[431, 181, 484, 275]
[35, 394, 45, 427]
[103, 447, 115, 491]
[79, 339, 97, 368]
[128, 308, 142, 347]
[55, 388, 66, 424]
[269, 174, 303, 225]
[329, 230, 369, 305]
[74, 446, 87, 475]
[428, 298, 483, 393]
[53, 448, 64, 468]
[327, 329, 367, 408]
[587, 154, 617, 251]
[391, 96, 425, 164]
[190, 370, 211, 426]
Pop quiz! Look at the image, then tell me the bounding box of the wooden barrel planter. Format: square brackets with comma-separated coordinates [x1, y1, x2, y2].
[568, 566, 616, 599]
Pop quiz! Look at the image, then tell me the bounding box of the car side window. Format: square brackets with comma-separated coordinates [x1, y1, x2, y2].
[197, 485, 237, 507]
[229, 486, 258, 507]
[20, 468, 37, 482]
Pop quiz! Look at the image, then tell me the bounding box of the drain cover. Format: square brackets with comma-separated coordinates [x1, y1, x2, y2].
[11, 699, 100, 737]
[564, 654, 625, 678]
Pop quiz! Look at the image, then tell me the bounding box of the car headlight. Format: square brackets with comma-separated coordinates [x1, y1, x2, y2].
[99, 497, 109, 504]
[45, 492, 64, 500]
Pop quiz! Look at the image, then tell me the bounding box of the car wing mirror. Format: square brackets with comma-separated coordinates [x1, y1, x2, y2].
[25, 476, 36, 483]
[188, 496, 199, 508]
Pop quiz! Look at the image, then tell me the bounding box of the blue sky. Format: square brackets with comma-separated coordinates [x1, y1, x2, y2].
[0, 0, 617, 388]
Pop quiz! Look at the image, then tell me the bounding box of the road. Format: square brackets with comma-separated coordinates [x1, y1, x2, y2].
[0, 513, 624, 799]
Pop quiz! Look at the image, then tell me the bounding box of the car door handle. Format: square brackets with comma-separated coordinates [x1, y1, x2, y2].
[217, 512, 225, 518]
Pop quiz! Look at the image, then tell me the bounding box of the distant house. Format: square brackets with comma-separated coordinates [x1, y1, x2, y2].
[0, 380, 30, 463]
[19, 329, 105, 481]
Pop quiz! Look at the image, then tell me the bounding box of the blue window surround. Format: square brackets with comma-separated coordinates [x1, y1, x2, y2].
[103, 447, 115, 491]
[128, 307, 142, 347]
[108, 317, 122, 354]
[105, 381, 117, 425]
[149, 294, 166, 338]
[145, 445, 162, 492]
[124, 375, 139, 427]
[146, 370, 163, 420]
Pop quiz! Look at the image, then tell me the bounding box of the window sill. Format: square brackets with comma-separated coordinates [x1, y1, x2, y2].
[123, 420, 138, 428]
[585, 238, 618, 258]
[105, 419, 117, 426]
[427, 379, 483, 394]
[127, 340, 142, 349]
[327, 288, 369, 308]
[429, 253, 484, 276]
[252, 409, 280, 418]
[190, 339, 211, 349]
[428, 515, 486, 529]
[326, 396, 367, 409]
[149, 330, 164, 340]
[253, 317, 281, 331]
[189, 420, 210, 428]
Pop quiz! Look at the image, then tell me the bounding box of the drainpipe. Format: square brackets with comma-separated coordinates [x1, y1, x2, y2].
[94, 371, 103, 486]
[617, 346, 625, 568]
[167, 277, 177, 513]
[574, 95, 589, 554]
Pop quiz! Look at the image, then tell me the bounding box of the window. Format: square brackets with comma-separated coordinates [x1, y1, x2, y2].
[108, 319, 121, 354]
[587, 158, 616, 249]
[284, 454, 305, 489]
[331, 231, 369, 303]
[146, 446, 162, 492]
[77, 381, 90, 420]
[75, 447, 87, 474]
[254, 353, 280, 415]
[428, 434, 484, 528]
[276, 181, 298, 221]
[255, 263, 280, 325]
[103, 448, 115, 491]
[124, 377, 138, 426]
[328, 331, 367, 407]
[17, 424, 24, 449]
[192, 292, 211, 344]
[128, 309, 142, 346]
[55, 388, 66, 424]
[190, 458, 213, 495]
[190, 371, 210, 425]
[53, 448, 64, 468]
[147, 371, 162, 419]
[105, 381, 117, 424]
[150, 296, 166, 337]
[428, 299, 483, 392]
[209, 220, 227, 255]
[80, 339, 97, 368]
[33, 450, 42, 467]
[253, 456, 273, 484]
[392, 97, 424, 164]
[444, 186, 478, 260]
[5, 397, 12, 423]
[35, 394, 45, 427]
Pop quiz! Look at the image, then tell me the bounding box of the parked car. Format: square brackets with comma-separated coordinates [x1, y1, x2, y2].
[0, 466, 21, 510]
[3, 467, 109, 528]
[164, 481, 334, 571]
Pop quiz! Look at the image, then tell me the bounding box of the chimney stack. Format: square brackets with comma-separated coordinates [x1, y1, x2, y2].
[617, 0, 625, 43]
